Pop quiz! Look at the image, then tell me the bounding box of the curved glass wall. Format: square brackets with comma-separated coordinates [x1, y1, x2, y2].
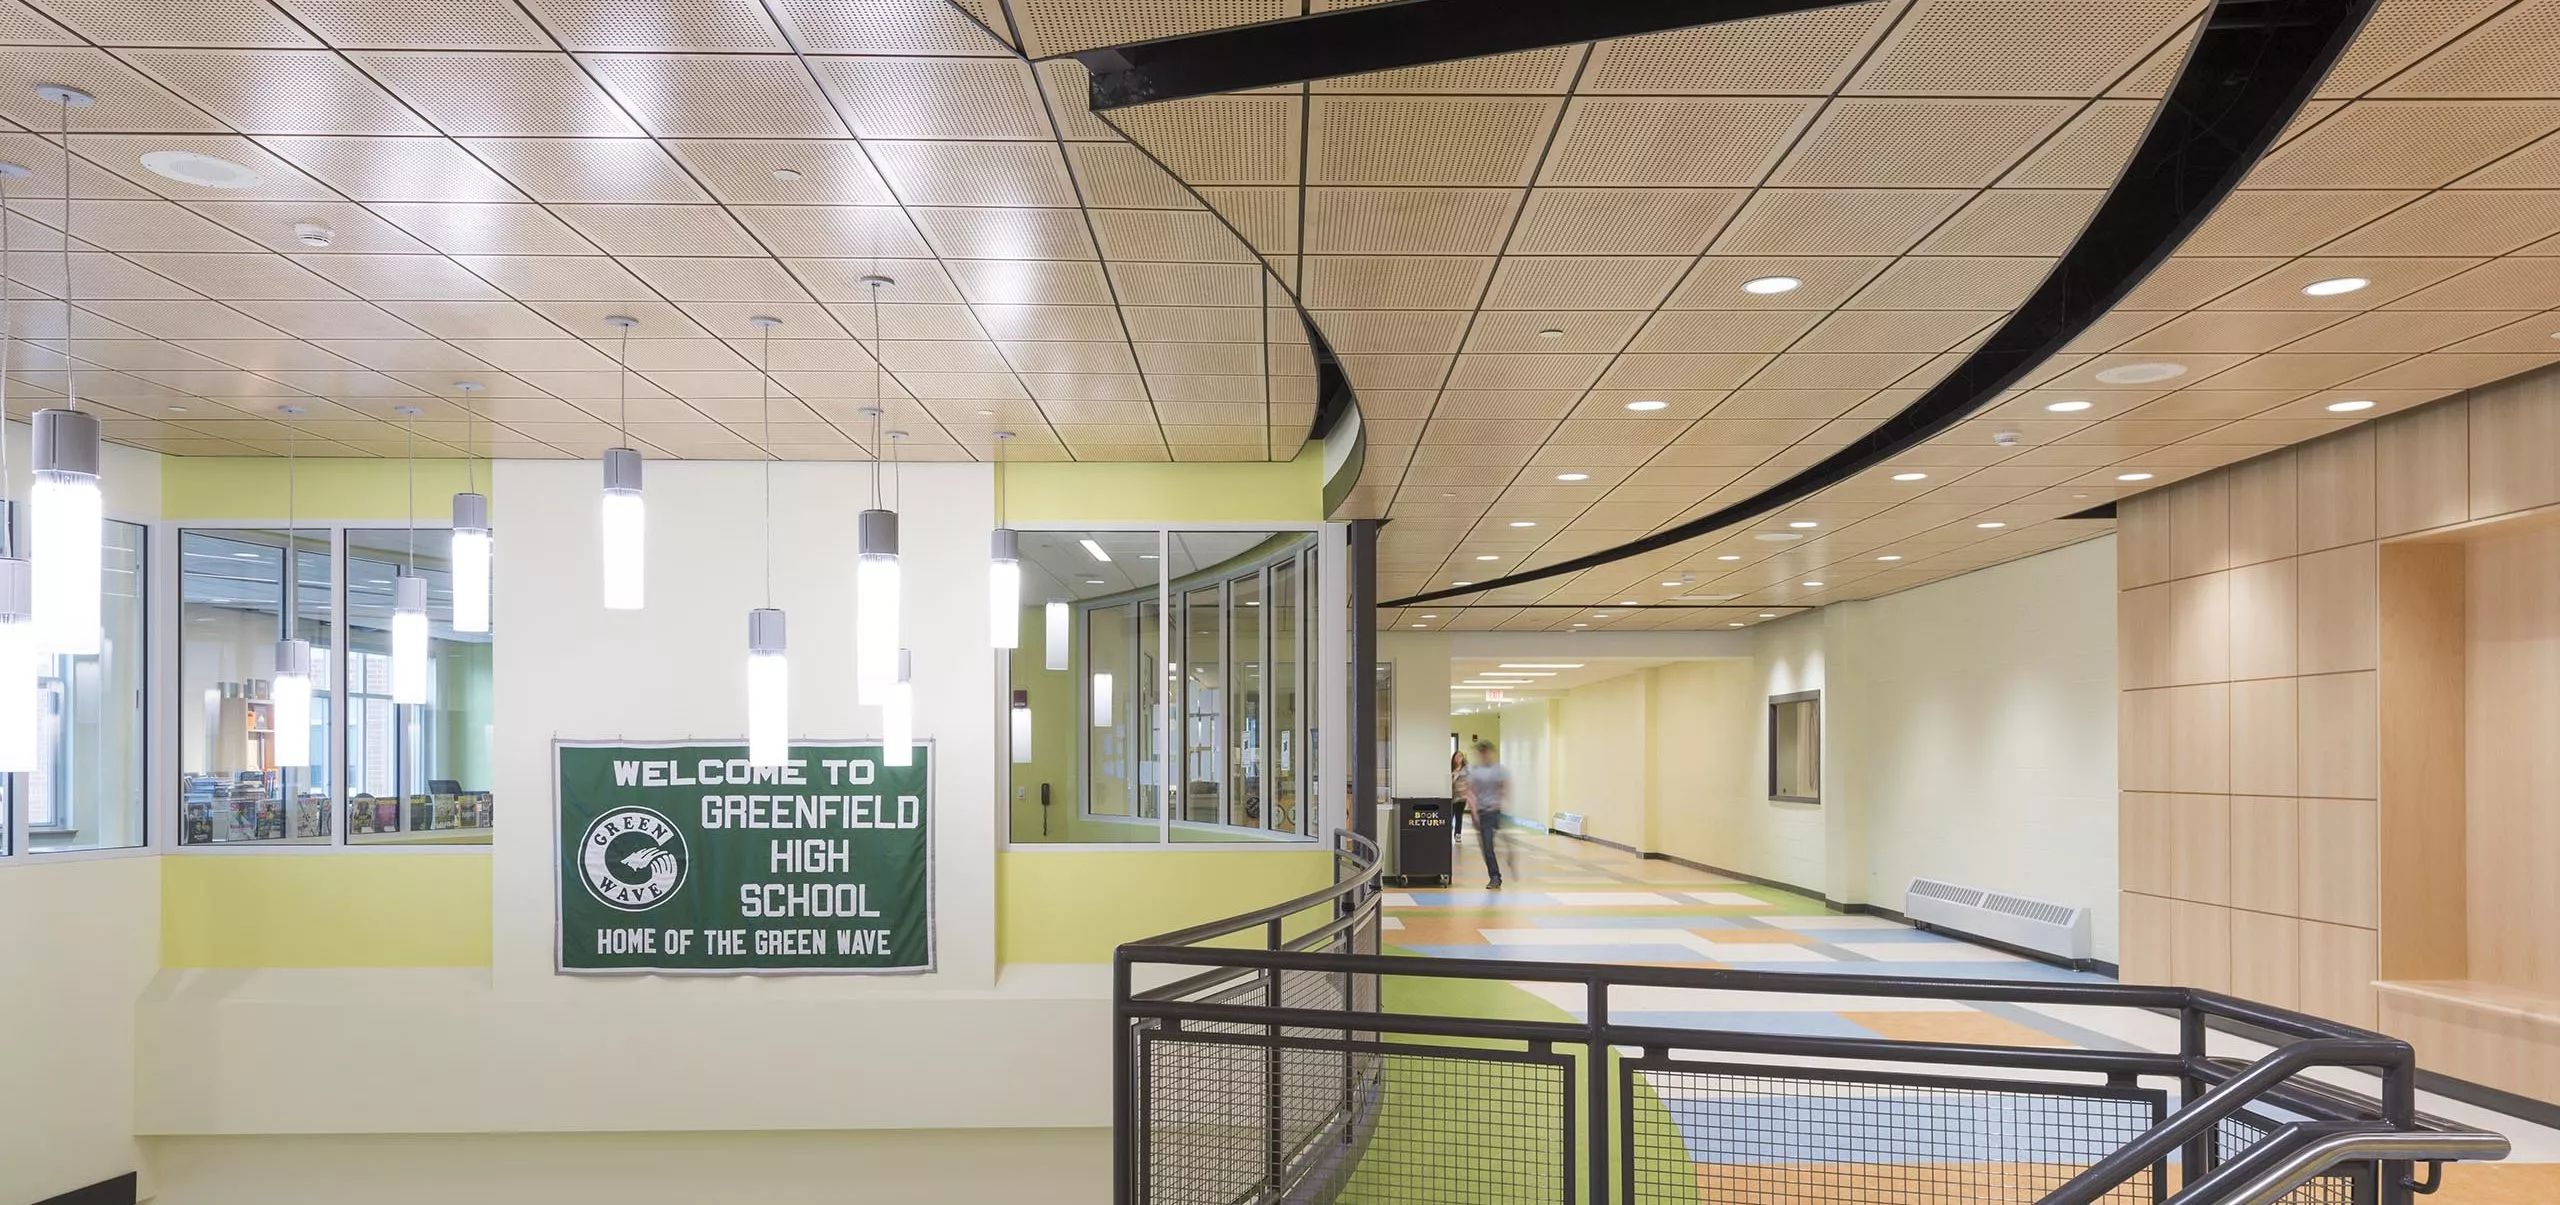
[1007, 529, 1324, 845]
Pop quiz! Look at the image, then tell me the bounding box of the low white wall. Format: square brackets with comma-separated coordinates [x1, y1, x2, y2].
[0, 857, 159, 1205]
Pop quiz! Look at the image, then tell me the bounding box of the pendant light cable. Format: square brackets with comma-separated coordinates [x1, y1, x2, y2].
[2, 165, 13, 542]
[758, 317, 775, 608]
[404, 406, 415, 572]
[869, 278, 883, 511]
[56, 92, 74, 415]
[617, 318, 630, 445]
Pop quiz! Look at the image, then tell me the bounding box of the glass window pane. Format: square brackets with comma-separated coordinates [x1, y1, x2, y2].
[1269, 557, 1299, 835]
[1004, 531, 1162, 844]
[28, 518, 146, 852]
[1084, 602, 1133, 818]
[345, 529, 493, 845]
[1228, 569, 1262, 828]
[178, 529, 333, 845]
[1180, 582, 1221, 826]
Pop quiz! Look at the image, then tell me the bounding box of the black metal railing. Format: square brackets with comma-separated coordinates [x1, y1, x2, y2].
[1112, 831, 2508, 1204]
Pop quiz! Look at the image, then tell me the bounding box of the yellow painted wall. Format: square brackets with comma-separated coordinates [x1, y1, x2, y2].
[1003, 444, 1321, 523]
[163, 457, 486, 521]
[996, 849, 1332, 963]
[161, 855, 493, 968]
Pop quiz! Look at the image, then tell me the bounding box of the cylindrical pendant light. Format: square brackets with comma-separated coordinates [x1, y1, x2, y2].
[271, 637, 313, 767]
[450, 381, 490, 633]
[30, 87, 100, 657]
[989, 527, 1020, 651]
[1044, 598, 1069, 672]
[988, 431, 1018, 649]
[0, 560, 36, 772]
[855, 505, 899, 705]
[746, 607, 788, 769]
[30, 407, 101, 656]
[601, 314, 644, 610]
[391, 574, 428, 705]
[1009, 689, 1032, 765]
[1091, 671, 1113, 729]
[744, 316, 788, 770]
[883, 649, 914, 768]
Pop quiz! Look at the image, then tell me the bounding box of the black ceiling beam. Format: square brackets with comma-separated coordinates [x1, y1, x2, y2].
[1385, 0, 2379, 609]
[1069, 0, 1875, 110]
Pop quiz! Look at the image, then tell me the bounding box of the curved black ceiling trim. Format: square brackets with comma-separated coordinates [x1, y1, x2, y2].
[1065, 0, 1872, 110]
[1384, 0, 2381, 609]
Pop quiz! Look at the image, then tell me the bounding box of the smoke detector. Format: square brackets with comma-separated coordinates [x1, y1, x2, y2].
[1993, 429, 2021, 447]
[293, 222, 333, 248]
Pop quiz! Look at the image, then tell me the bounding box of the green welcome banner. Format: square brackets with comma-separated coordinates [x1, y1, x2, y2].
[554, 741, 933, 975]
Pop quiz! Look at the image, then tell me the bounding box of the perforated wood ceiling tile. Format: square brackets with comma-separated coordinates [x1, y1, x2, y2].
[0, 48, 228, 130]
[0, 0, 73, 42]
[20, 198, 258, 252]
[1711, 189, 1973, 256]
[2344, 351, 2559, 391]
[1542, 98, 1814, 187]
[465, 138, 710, 204]
[2116, 309, 2345, 353]
[1108, 261, 1263, 308]
[256, 136, 524, 201]
[1105, 95, 1299, 186]
[1010, 0, 1285, 59]
[1793, 309, 2000, 354]
[664, 140, 892, 205]
[294, 253, 509, 300]
[2204, 257, 2475, 310]
[1582, 5, 1893, 95]
[2385, 257, 2560, 311]
[2369, 0, 2560, 99]
[1845, 256, 2052, 311]
[1665, 257, 1889, 310]
[2247, 101, 2560, 188]
[1298, 188, 1516, 256]
[1088, 209, 1257, 263]
[543, 203, 755, 256]
[911, 206, 1096, 261]
[449, 253, 649, 299]
[941, 258, 1107, 305]
[2104, 15, 2199, 99]
[1062, 142, 1193, 210]
[726, 206, 922, 259]
[2318, 191, 2560, 257]
[2445, 311, 2560, 352]
[772, 0, 1007, 55]
[1774, 98, 2076, 188]
[1463, 310, 1645, 354]
[520, 0, 782, 50]
[1850, 0, 2200, 95]
[30, 0, 314, 45]
[121, 48, 436, 134]
[2192, 351, 2409, 392]
[364, 202, 590, 255]
[352, 52, 643, 137]
[1300, 309, 1461, 355]
[2175, 189, 2420, 256]
[1503, 188, 1745, 257]
[1188, 188, 1294, 257]
[2113, 256, 2281, 310]
[867, 140, 1077, 206]
[582, 54, 846, 137]
[1300, 255, 1491, 311]
[272, 0, 553, 49]
[2000, 99, 2154, 187]
[1316, 46, 1582, 95]
[970, 302, 1116, 342]
[1481, 256, 1689, 311]
[1308, 97, 1560, 187]
[1914, 189, 2105, 256]
[374, 299, 564, 339]
[1445, 353, 1608, 391]
[1597, 353, 1769, 393]
[811, 55, 1049, 140]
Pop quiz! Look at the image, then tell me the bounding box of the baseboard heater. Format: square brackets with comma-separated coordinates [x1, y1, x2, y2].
[1551, 812, 1587, 837]
[1903, 877, 2092, 964]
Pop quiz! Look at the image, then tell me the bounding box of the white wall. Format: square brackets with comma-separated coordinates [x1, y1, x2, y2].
[135, 462, 1121, 1182]
[1375, 629, 1449, 799]
[0, 857, 160, 1204]
[1853, 535, 2121, 959]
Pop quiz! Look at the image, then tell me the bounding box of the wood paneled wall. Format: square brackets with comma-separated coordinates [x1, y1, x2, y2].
[2119, 363, 2560, 1034]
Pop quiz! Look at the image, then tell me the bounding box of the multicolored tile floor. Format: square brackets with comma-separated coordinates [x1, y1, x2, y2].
[1381, 826, 2560, 1202]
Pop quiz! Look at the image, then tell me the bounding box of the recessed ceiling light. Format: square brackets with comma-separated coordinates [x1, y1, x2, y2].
[1508, 520, 1536, 528]
[1758, 613, 1776, 618]
[1079, 538, 1111, 562]
[2045, 400, 2093, 413]
[140, 149, 261, 189]
[1619, 599, 1637, 605]
[2094, 362, 2186, 385]
[772, 168, 803, 180]
[167, 405, 187, 413]
[1500, 663, 1583, 669]
[1420, 614, 1436, 619]
[1661, 580, 1681, 587]
[1555, 471, 1589, 481]
[1977, 521, 2007, 529]
[1537, 328, 1565, 339]
[2302, 276, 2368, 296]
[2326, 399, 2375, 412]
[1411, 623, 1426, 628]
[1594, 613, 1610, 618]
[1891, 472, 1927, 481]
[1877, 554, 1902, 561]
[2117, 471, 2155, 482]
[1624, 399, 1668, 411]
[977, 408, 995, 416]
[1729, 621, 1745, 627]
[1788, 520, 1818, 529]
[1452, 580, 1473, 586]
[1084, 578, 1106, 585]
[1474, 554, 1499, 561]
[1801, 581, 1824, 588]
[1717, 554, 1740, 561]
[1139, 553, 1158, 560]
[1754, 532, 1802, 542]
[1742, 275, 1802, 295]
[1572, 622, 1588, 627]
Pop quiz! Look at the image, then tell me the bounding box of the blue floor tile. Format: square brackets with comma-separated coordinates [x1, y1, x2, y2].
[1401, 943, 1709, 963]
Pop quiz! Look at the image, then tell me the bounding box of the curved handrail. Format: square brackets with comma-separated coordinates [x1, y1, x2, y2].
[1123, 829, 1379, 951]
[2204, 1129, 2512, 1205]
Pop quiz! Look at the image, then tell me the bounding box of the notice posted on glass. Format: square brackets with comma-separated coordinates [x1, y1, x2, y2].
[555, 741, 932, 974]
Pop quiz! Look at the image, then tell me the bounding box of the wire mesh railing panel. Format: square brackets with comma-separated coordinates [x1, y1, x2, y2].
[1629, 1061, 2165, 1205]
[1331, 1043, 1573, 1205]
[1143, 1030, 1275, 1205]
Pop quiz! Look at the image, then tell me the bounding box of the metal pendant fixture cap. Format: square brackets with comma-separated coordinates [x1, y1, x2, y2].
[395, 574, 427, 612]
[32, 408, 100, 477]
[602, 446, 643, 492]
[451, 491, 490, 531]
[896, 648, 912, 681]
[858, 508, 899, 556]
[990, 528, 1018, 560]
[0, 558, 29, 620]
[272, 638, 312, 678]
[748, 607, 786, 654]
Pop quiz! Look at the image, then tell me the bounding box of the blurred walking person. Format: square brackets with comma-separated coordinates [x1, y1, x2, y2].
[1463, 740, 1511, 889]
